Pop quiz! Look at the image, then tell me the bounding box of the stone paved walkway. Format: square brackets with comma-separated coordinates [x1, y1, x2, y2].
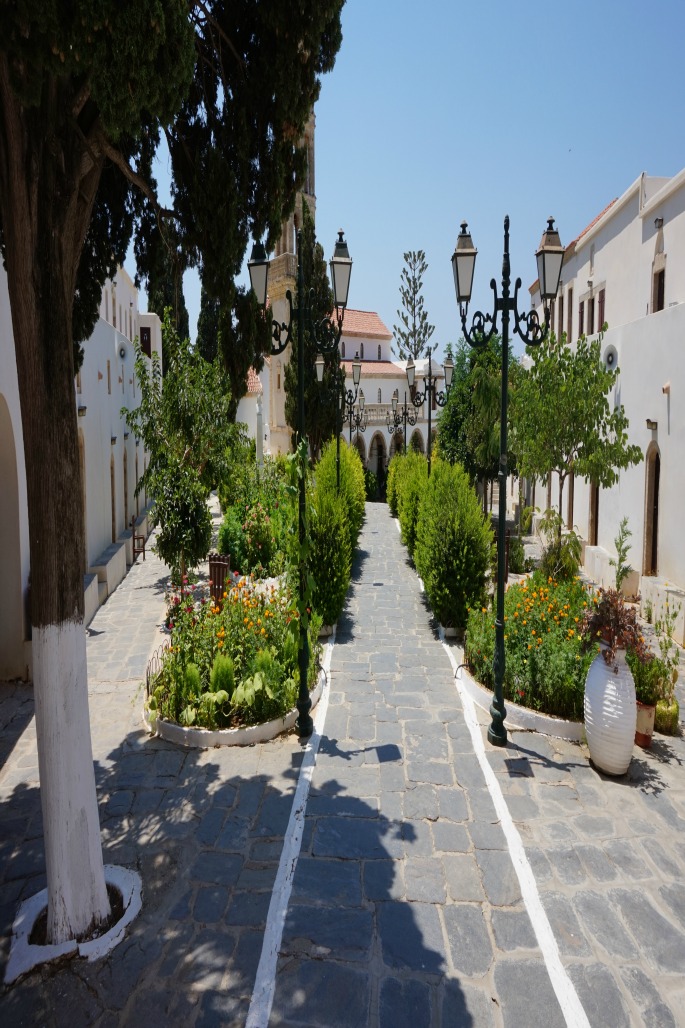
[1, 502, 685, 1026]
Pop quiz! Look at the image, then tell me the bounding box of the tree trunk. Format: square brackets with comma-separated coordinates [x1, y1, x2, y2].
[557, 476, 565, 548]
[0, 61, 110, 944]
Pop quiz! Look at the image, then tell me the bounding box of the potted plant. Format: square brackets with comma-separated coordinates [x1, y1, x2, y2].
[580, 587, 650, 775]
[626, 653, 675, 748]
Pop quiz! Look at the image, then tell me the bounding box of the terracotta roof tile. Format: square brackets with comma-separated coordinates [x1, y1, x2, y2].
[340, 308, 392, 339]
[341, 359, 402, 377]
[246, 367, 263, 395]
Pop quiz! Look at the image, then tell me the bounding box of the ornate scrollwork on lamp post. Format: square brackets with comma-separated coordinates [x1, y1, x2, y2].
[450, 215, 564, 747]
[386, 390, 417, 454]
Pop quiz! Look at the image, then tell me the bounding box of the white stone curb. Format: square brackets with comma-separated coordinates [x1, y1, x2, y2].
[442, 634, 585, 742]
[143, 666, 327, 748]
[5, 865, 142, 985]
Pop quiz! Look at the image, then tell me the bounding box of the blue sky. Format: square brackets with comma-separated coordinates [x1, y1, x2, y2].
[127, 0, 685, 360]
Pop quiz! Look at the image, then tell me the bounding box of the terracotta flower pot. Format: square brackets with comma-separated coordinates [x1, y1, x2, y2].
[635, 701, 656, 748]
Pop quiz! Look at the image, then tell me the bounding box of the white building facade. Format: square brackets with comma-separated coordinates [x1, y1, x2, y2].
[530, 170, 685, 640]
[0, 266, 160, 680]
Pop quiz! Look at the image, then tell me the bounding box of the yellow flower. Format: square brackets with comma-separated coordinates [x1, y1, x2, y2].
[243, 617, 249, 625]
[481, 607, 487, 614]
[261, 628, 266, 636]
[218, 640, 224, 648]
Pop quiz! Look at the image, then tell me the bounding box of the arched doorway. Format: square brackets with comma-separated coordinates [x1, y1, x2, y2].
[389, 433, 404, 461]
[643, 443, 660, 576]
[352, 434, 366, 465]
[0, 395, 25, 678]
[409, 429, 424, 454]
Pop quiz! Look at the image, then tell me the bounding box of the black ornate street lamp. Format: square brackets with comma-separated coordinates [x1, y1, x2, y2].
[248, 228, 352, 737]
[405, 347, 454, 476]
[451, 215, 564, 747]
[346, 389, 368, 443]
[386, 390, 417, 454]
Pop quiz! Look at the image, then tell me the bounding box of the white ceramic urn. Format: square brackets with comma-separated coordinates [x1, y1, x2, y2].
[584, 647, 637, 775]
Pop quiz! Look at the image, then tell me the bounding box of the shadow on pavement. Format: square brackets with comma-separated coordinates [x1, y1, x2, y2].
[0, 723, 473, 1026]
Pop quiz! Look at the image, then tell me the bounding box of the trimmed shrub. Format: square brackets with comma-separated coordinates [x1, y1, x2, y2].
[414, 460, 494, 630]
[315, 438, 366, 548]
[386, 455, 400, 516]
[394, 451, 428, 558]
[310, 487, 353, 626]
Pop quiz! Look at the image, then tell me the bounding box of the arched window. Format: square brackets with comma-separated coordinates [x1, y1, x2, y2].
[378, 344, 381, 360]
[378, 388, 382, 403]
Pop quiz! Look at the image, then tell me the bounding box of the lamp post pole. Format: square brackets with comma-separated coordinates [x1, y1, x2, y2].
[451, 215, 564, 747]
[248, 229, 353, 737]
[405, 347, 454, 476]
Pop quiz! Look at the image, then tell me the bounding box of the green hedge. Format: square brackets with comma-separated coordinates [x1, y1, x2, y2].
[309, 487, 352, 626]
[392, 450, 428, 558]
[414, 459, 493, 631]
[314, 438, 366, 548]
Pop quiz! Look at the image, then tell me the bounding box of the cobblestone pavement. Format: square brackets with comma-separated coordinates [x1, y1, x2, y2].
[1, 502, 685, 1026]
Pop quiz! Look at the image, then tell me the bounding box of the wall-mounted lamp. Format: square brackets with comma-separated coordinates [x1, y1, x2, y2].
[646, 419, 658, 431]
[77, 405, 87, 417]
[663, 382, 671, 395]
[655, 217, 664, 230]
[587, 279, 593, 290]
[111, 435, 117, 445]
[124, 432, 130, 440]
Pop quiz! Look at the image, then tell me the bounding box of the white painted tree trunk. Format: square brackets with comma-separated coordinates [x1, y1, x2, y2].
[33, 622, 110, 944]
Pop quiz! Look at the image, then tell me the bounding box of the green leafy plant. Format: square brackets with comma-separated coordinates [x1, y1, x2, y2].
[626, 652, 674, 706]
[609, 516, 633, 594]
[364, 468, 378, 501]
[242, 501, 276, 576]
[538, 509, 582, 581]
[414, 460, 493, 631]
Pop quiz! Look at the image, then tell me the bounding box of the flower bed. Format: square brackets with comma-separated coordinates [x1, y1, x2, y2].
[147, 574, 322, 730]
[465, 571, 596, 721]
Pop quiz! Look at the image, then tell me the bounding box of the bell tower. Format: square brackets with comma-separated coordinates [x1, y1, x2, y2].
[268, 112, 316, 453]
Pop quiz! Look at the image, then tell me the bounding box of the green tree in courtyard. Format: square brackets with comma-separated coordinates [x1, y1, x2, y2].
[438, 337, 520, 509]
[123, 313, 238, 581]
[393, 250, 435, 360]
[0, 0, 343, 944]
[284, 201, 340, 459]
[511, 330, 643, 545]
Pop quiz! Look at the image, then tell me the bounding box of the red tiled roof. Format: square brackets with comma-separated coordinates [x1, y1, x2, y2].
[246, 367, 263, 394]
[340, 308, 392, 339]
[341, 359, 402, 377]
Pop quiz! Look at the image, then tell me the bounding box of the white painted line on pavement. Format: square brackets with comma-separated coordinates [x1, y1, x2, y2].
[246, 632, 334, 1028]
[442, 637, 591, 1028]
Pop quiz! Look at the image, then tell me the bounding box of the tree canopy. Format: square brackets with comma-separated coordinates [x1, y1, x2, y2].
[393, 250, 435, 361]
[510, 331, 643, 526]
[284, 201, 340, 458]
[437, 337, 519, 499]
